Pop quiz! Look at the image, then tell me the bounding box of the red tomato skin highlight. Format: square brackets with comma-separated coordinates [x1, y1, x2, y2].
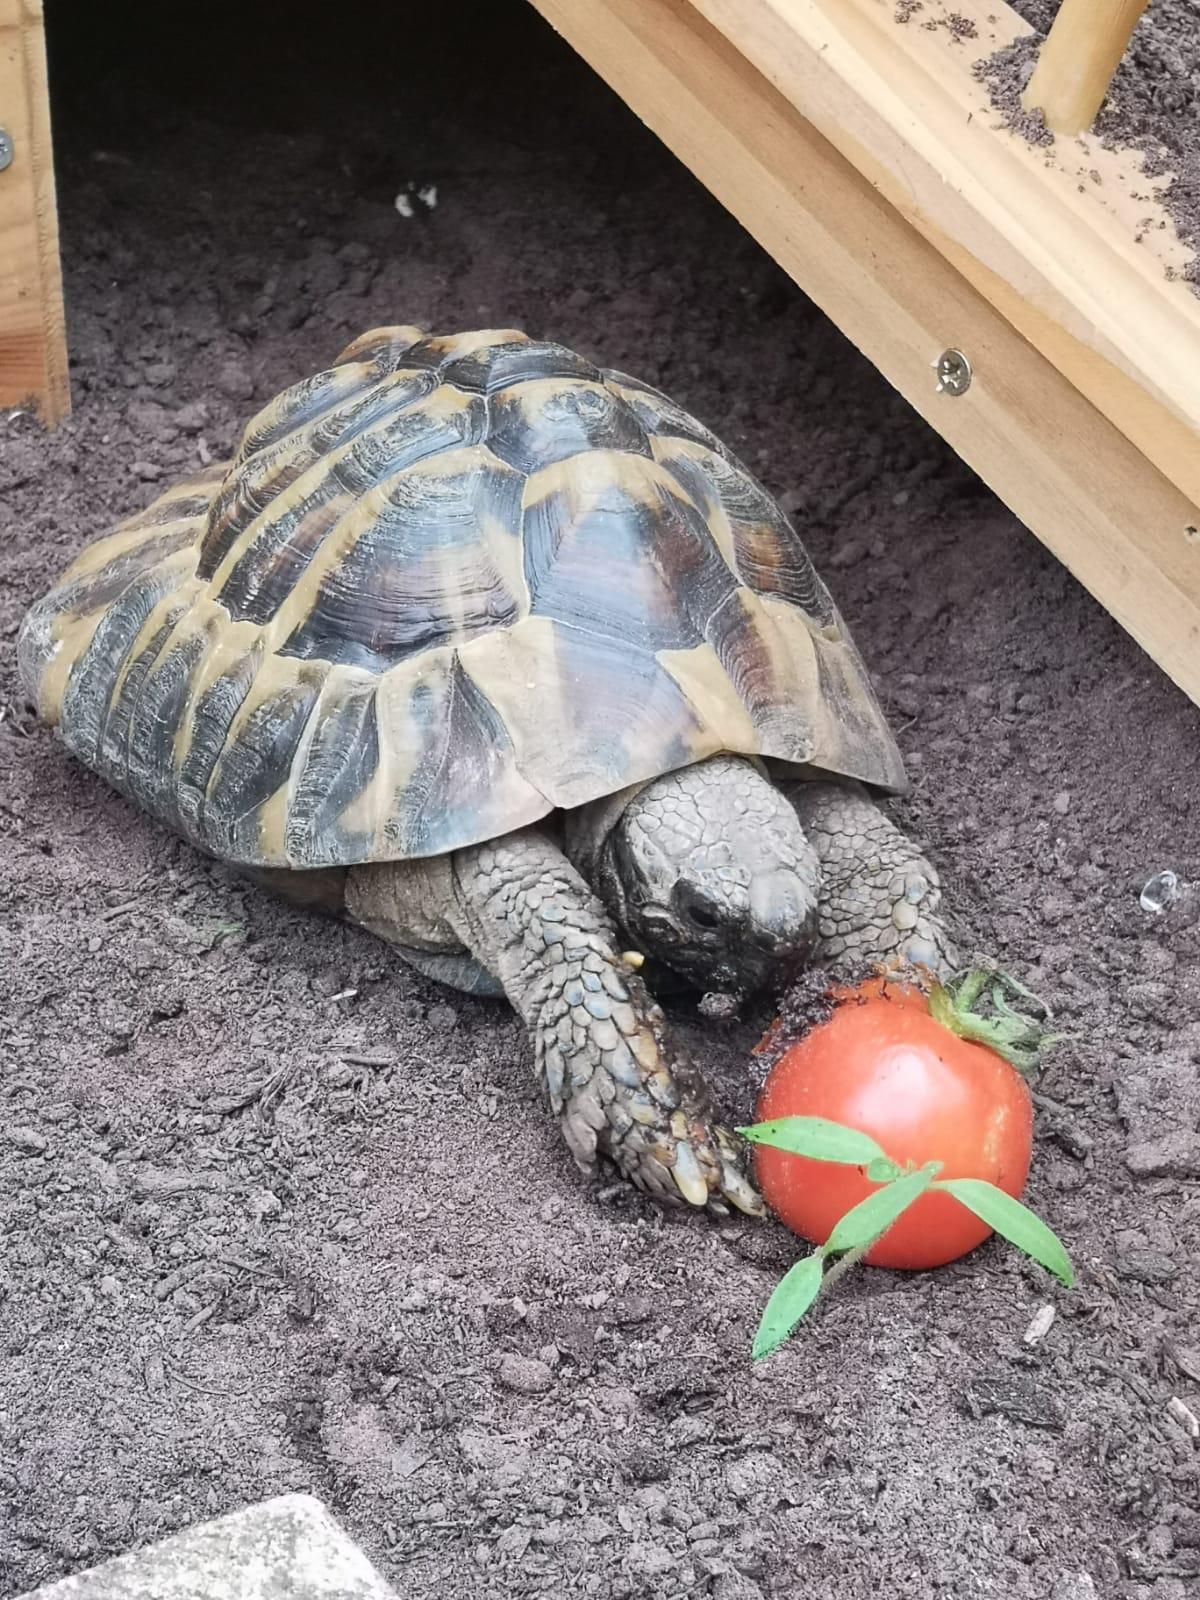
[754, 992, 1034, 1269]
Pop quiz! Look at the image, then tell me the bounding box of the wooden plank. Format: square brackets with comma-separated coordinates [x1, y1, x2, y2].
[686, 0, 1200, 510]
[527, 0, 1200, 705]
[0, 0, 68, 423]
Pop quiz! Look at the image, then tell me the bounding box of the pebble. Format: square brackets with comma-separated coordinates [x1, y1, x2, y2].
[1116, 1247, 1177, 1284]
[131, 459, 162, 480]
[143, 360, 177, 386]
[497, 1353, 555, 1395]
[1052, 790, 1071, 815]
[1023, 1304, 1056, 1346]
[5, 1126, 48, 1154]
[428, 1003, 458, 1029]
[1166, 1397, 1200, 1438]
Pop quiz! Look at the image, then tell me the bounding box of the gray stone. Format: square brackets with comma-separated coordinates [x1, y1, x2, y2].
[1117, 1247, 1178, 1284]
[496, 1352, 555, 1394]
[18, 1494, 397, 1600]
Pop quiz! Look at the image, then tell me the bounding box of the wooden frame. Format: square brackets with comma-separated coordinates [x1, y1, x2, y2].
[0, 0, 68, 423]
[528, 0, 1200, 706]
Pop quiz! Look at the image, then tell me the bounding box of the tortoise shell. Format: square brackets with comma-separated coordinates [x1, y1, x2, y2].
[19, 326, 905, 870]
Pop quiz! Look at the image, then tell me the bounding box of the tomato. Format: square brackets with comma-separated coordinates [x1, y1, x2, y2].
[753, 982, 1033, 1269]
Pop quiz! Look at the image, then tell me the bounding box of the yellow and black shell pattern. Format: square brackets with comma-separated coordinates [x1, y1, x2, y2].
[19, 327, 906, 870]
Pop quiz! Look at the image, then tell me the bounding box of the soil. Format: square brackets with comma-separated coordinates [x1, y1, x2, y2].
[978, 0, 1200, 279]
[2, 3, 1199, 1597]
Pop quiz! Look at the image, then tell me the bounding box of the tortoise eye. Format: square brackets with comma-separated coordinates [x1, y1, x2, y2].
[676, 886, 722, 932]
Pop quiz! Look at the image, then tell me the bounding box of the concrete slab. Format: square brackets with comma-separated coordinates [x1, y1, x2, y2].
[13, 1494, 398, 1600]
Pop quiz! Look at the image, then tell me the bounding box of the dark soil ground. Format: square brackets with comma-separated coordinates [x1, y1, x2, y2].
[3, 4, 1199, 1597]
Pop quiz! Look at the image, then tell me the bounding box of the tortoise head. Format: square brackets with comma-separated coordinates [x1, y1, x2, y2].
[592, 755, 820, 997]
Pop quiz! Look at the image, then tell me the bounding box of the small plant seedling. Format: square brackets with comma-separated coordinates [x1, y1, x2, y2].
[739, 1114, 1074, 1360]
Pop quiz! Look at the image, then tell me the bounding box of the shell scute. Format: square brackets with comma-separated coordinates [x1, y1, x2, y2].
[285, 675, 381, 865]
[487, 378, 651, 476]
[521, 451, 736, 652]
[177, 644, 265, 836]
[57, 562, 191, 769]
[278, 446, 526, 673]
[445, 337, 600, 396]
[204, 664, 326, 861]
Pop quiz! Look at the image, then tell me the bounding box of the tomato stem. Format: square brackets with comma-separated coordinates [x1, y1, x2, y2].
[926, 965, 1067, 1074]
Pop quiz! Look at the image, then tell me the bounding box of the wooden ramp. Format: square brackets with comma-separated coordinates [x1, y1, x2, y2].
[528, 0, 1200, 707]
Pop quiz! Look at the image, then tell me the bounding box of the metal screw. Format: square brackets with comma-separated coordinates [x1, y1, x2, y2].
[934, 348, 972, 396]
[0, 129, 13, 172]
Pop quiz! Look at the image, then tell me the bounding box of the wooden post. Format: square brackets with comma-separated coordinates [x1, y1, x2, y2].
[1022, 0, 1150, 136]
[0, 0, 69, 423]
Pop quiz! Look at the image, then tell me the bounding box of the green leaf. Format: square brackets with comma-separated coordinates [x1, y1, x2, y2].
[935, 1179, 1074, 1286]
[824, 1163, 939, 1255]
[737, 1115, 889, 1167]
[866, 1156, 904, 1183]
[751, 1253, 825, 1359]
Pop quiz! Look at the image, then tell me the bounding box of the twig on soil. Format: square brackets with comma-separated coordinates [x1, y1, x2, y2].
[181, 1302, 218, 1335]
[217, 1254, 282, 1281]
[153, 1260, 207, 1301]
[102, 900, 140, 921]
[162, 1360, 251, 1399]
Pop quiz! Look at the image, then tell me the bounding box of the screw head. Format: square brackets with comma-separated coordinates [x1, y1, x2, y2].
[934, 348, 972, 396]
[0, 128, 13, 172]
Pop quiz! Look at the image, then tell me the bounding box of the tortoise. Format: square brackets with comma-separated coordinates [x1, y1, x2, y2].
[19, 325, 955, 1217]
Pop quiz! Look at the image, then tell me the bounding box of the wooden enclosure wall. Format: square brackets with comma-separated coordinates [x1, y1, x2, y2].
[0, 0, 68, 423]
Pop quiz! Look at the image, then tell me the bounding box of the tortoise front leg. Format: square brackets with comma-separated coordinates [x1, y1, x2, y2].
[778, 780, 958, 977]
[346, 830, 762, 1217]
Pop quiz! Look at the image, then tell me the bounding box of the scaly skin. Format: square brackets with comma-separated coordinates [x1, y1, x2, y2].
[781, 780, 957, 976]
[343, 759, 956, 1216]
[345, 830, 762, 1216]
